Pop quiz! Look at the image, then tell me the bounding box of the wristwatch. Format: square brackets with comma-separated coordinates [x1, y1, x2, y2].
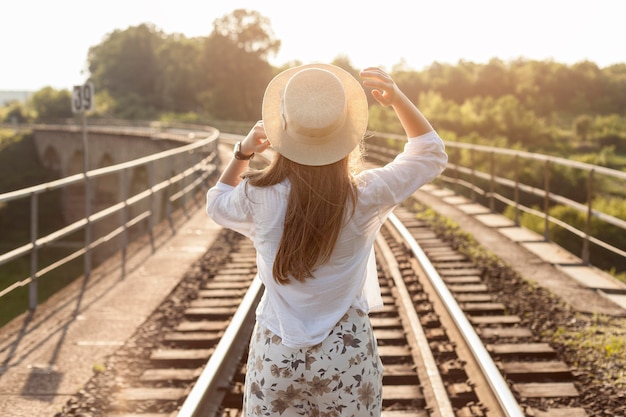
[234, 141, 254, 160]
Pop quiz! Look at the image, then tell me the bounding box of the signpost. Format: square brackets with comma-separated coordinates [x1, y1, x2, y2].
[72, 82, 95, 279]
[72, 82, 95, 113]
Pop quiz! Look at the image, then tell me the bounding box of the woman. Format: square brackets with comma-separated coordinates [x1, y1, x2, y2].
[206, 64, 447, 416]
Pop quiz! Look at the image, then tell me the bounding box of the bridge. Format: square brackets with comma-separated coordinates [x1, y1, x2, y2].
[0, 123, 625, 416]
[32, 124, 215, 226]
[0, 123, 219, 310]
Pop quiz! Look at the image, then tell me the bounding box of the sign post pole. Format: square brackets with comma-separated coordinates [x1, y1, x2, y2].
[72, 82, 95, 279]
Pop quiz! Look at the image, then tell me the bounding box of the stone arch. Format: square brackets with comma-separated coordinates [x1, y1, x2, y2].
[64, 150, 86, 223]
[42, 145, 61, 175]
[67, 150, 83, 175]
[93, 154, 117, 207]
[129, 166, 149, 234]
[92, 153, 120, 263]
[160, 170, 179, 222]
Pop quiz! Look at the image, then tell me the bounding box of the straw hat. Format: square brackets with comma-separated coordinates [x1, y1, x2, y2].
[262, 64, 368, 166]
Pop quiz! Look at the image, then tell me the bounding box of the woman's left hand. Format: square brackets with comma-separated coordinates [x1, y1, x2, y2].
[360, 67, 399, 107]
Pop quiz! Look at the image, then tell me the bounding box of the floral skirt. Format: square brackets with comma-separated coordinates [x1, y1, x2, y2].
[243, 307, 384, 417]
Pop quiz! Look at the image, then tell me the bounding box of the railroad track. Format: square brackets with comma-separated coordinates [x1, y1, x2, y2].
[56, 136, 592, 417]
[66, 210, 589, 417]
[381, 208, 587, 417]
[98, 233, 259, 417]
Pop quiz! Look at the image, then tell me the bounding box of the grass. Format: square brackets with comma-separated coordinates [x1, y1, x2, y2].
[551, 313, 626, 388]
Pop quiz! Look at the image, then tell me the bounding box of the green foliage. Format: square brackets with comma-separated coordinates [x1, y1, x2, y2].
[590, 115, 626, 154]
[367, 105, 402, 134]
[90, 89, 117, 117]
[29, 87, 72, 121]
[198, 32, 273, 121]
[13, 7, 620, 155]
[0, 129, 21, 152]
[155, 35, 204, 113]
[84, 10, 277, 121]
[405, 59, 626, 118]
[571, 146, 624, 170]
[212, 9, 280, 60]
[1, 100, 30, 123]
[88, 23, 165, 119]
[551, 314, 626, 382]
[159, 112, 202, 124]
[414, 90, 547, 148]
[380, 58, 626, 163]
[574, 114, 593, 141]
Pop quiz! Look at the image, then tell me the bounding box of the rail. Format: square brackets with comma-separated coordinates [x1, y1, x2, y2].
[0, 125, 220, 312]
[176, 276, 263, 417]
[367, 133, 626, 272]
[175, 133, 272, 417]
[387, 213, 524, 416]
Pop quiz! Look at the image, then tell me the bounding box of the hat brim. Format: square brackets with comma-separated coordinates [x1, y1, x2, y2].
[262, 64, 368, 166]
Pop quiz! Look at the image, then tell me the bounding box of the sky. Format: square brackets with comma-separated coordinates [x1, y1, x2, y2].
[1, 0, 625, 91]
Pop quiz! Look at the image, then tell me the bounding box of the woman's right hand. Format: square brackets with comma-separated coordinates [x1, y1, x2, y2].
[241, 120, 271, 155]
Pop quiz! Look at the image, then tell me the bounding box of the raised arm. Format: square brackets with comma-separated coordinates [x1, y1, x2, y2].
[360, 67, 433, 138]
[216, 120, 270, 187]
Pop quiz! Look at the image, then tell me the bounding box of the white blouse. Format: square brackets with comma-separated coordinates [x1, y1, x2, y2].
[206, 130, 447, 348]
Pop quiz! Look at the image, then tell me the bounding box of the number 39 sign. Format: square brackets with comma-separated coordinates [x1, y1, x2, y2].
[72, 82, 95, 113]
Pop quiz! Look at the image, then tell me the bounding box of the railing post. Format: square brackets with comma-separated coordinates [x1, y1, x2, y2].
[583, 169, 594, 264]
[470, 148, 476, 202]
[148, 161, 155, 252]
[167, 157, 174, 230]
[29, 192, 39, 310]
[489, 151, 495, 212]
[83, 113, 92, 279]
[453, 149, 460, 193]
[543, 159, 551, 241]
[84, 173, 92, 279]
[181, 153, 189, 218]
[514, 155, 520, 226]
[192, 151, 201, 207]
[121, 168, 129, 278]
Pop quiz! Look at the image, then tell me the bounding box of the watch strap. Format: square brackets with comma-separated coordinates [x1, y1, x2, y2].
[234, 141, 254, 160]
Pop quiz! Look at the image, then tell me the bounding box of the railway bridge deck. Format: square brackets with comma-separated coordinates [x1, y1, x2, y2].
[0, 147, 624, 417]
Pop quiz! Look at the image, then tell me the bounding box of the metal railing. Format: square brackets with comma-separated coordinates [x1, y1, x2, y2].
[367, 133, 626, 272]
[3, 125, 624, 317]
[0, 126, 220, 312]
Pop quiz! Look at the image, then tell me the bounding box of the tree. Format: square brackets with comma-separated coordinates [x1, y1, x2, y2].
[29, 87, 72, 121]
[603, 64, 626, 112]
[88, 23, 164, 118]
[475, 58, 513, 98]
[212, 9, 280, 60]
[199, 33, 272, 120]
[1, 101, 29, 123]
[198, 10, 277, 121]
[155, 35, 204, 113]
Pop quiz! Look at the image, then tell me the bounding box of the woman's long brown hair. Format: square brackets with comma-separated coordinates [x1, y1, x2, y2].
[243, 151, 361, 284]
